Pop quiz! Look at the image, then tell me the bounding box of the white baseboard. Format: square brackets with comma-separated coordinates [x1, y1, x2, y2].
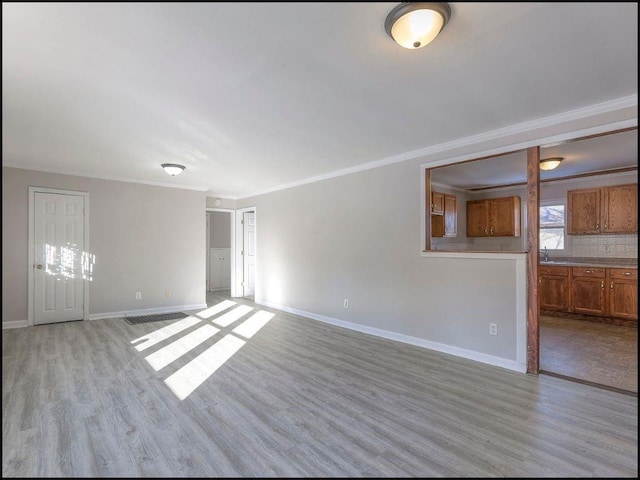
[88, 303, 208, 321]
[2, 320, 29, 329]
[256, 298, 526, 374]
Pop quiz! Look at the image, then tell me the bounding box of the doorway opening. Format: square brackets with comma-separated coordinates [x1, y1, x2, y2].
[206, 208, 235, 304]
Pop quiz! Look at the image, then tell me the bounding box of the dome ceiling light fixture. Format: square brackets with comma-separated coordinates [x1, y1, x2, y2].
[539, 157, 563, 171]
[385, 2, 451, 50]
[161, 163, 186, 176]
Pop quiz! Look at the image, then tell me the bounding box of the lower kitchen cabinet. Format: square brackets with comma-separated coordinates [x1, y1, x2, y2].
[571, 267, 607, 316]
[540, 263, 638, 321]
[608, 268, 638, 320]
[539, 266, 570, 312]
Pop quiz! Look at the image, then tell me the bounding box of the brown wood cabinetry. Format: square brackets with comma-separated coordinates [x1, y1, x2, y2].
[608, 268, 638, 320]
[431, 191, 444, 215]
[571, 267, 607, 316]
[432, 193, 457, 237]
[466, 196, 521, 237]
[539, 266, 570, 312]
[540, 263, 638, 321]
[568, 184, 637, 234]
[603, 184, 638, 233]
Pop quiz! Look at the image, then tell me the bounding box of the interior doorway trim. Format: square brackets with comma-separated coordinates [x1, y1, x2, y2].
[206, 207, 237, 297]
[28, 186, 90, 327]
[235, 206, 257, 298]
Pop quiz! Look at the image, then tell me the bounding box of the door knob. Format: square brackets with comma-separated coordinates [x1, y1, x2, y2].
[36, 264, 43, 270]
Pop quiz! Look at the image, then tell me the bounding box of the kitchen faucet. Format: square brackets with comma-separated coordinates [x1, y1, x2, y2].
[541, 246, 549, 262]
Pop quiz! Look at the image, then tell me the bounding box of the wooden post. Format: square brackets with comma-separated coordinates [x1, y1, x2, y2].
[526, 146, 540, 374]
[425, 169, 432, 251]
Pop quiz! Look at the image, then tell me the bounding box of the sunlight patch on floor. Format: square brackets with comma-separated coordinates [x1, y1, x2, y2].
[130, 316, 201, 352]
[196, 300, 236, 319]
[212, 304, 253, 327]
[164, 334, 246, 401]
[132, 299, 275, 400]
[145, 324, 220, 371]
[233, 310, 275, 339]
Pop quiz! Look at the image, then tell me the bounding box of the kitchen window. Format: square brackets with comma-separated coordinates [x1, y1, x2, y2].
[540, 201, 566, 251]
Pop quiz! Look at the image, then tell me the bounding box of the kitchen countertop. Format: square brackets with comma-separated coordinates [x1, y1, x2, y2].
[540, 257, 638, 269]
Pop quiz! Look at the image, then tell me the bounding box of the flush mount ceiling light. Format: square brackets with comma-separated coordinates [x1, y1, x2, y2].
[385, 2, 451, 49]
[161, 163, 185, 176]
[539, 157, 563, 171]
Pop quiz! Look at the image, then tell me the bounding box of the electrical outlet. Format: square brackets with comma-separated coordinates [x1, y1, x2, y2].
[343, 299, 349, 309]
[166, 289, 171, 297]
[136, 292, 142, 300]
[489, 323, 498, 336]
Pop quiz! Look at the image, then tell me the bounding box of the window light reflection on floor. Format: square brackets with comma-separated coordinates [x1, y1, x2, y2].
[164, 334, 246, 400]
[131, 316, 201, 352]
[196, 300, 236, 319]
[232, 310, 275, 339]
[132, 299, 275, 401]
[145, 324, 220, 371]
[212, 304, 253, 327]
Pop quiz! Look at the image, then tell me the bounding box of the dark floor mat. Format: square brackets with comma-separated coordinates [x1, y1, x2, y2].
[124, 311, 189, 325]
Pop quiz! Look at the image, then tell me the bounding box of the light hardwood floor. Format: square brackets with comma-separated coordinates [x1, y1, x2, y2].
[3, 292, 638, 477]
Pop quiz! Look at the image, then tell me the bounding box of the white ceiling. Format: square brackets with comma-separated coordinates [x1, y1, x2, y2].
[432, 128, 638, 191]
[2, 2, 638, 198]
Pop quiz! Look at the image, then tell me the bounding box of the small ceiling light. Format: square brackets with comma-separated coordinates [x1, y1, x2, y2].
[161, 163, 186, 176]
[385, 2, 451, 50]
[539, 157, 563, 171]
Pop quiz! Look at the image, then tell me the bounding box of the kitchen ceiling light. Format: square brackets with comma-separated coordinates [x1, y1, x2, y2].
[539, 157, 563, 171]
[385, 2, 451, 50]
[161, 163, 186, 176]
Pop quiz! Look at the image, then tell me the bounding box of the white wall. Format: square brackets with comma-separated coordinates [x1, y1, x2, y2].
[2, 167, 206, 325]
[233, 103, 636, 372]
[237, 160, 524, 369]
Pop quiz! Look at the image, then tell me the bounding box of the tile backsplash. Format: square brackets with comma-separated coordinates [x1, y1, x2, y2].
[569, 234, 638, 258]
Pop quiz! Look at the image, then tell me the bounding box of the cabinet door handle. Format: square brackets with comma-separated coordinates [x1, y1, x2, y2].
[484, 227, 488, 235]
[610, 282, 614, 289]
[595, 223, 599, 230]
[490, 227, 494, 235]
[623, 272, 632, 276]
[601, 281, 604, 290]
[604, 222, 608, 230]
[584, 270, 594, 273]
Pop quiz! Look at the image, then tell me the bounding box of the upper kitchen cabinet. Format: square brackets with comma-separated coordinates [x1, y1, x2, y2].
[430, 191, 444, 215]
[432, 192, 457, 237]
[466, 196, 521, 237]
[603, 184, 638, 233]
[568, 183, 637, 234]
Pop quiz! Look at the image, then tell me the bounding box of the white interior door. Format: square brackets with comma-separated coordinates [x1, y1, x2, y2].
[243, 211, 255, 297]
[34, 192, 86, 325]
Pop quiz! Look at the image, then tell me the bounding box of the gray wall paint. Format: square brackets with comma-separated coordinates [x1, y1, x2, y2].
[233, 105, 636, 365]
[206, 197, 236, 209]
[209, 211, 231, 248]
[237, 160, 520, 361]
[2, 167, 206, 324]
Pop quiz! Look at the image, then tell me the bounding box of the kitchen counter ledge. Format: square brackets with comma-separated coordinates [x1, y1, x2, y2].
[540, 257, 637, 269]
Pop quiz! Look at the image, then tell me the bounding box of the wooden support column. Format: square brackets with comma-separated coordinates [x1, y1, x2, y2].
[425, 169, 432, 251]
[526, 146, 540, 374]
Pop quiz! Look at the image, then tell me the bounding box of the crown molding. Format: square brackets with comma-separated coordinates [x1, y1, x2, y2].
[237, 95, 637, 199]
[2, 164, 209, 192]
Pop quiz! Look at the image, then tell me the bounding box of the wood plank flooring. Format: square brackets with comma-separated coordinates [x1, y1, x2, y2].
[3, 292, 638, 477]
